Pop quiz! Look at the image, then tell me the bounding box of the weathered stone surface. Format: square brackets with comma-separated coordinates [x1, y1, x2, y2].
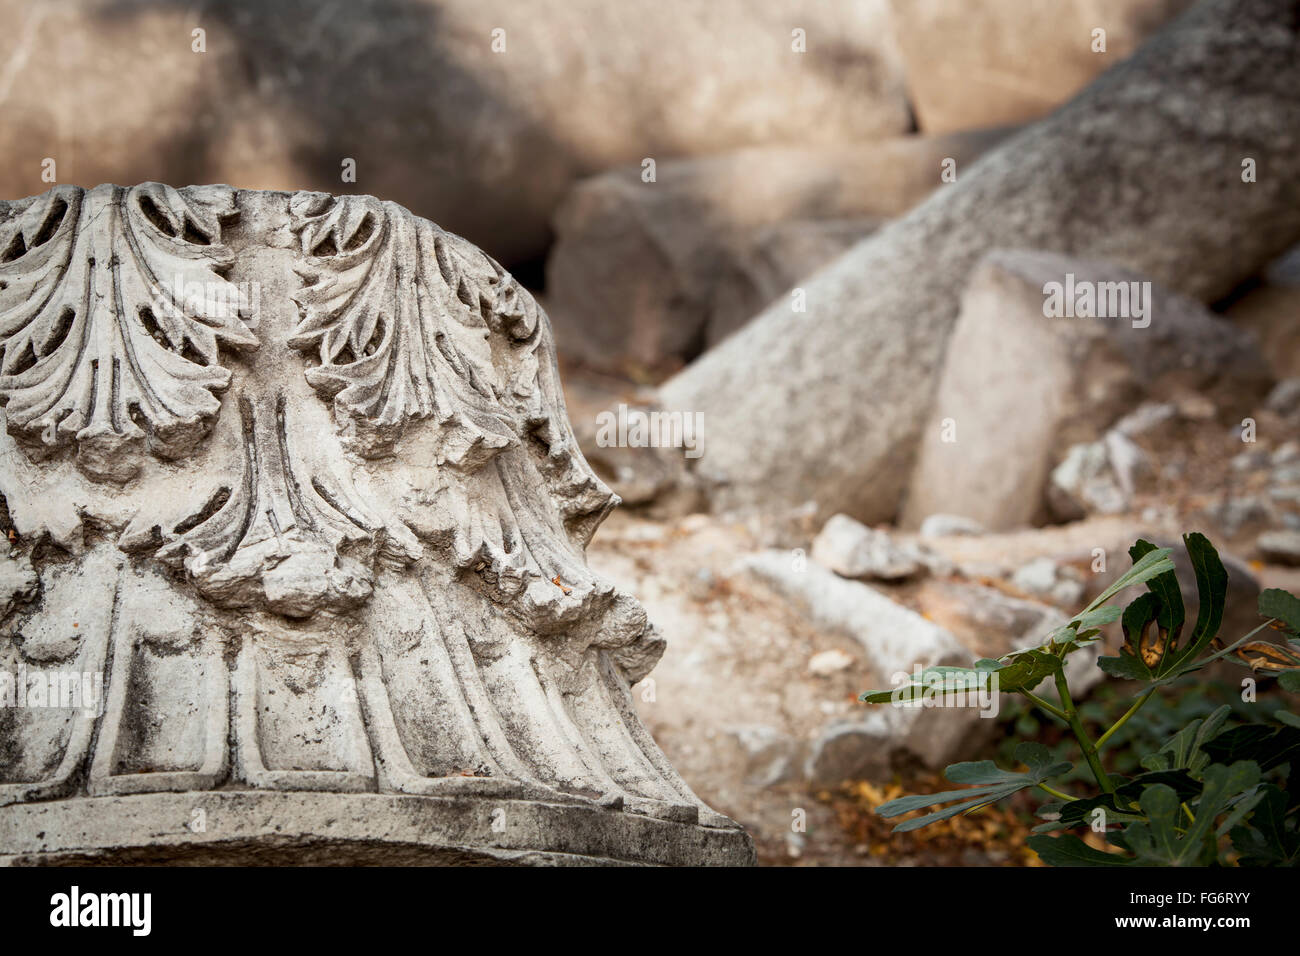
[888, 0, 1195, 133]
[811, 514, 923, 581]
[904, 252, 1267, 530]
[546, 130, 1009, 368]
[1045, 436, 1140, 523]
[658, 0, 1300, 525]
[742, 551, 1094, 782]
[706, 217, 883, 350]
[0, 0, 909, 267]
[1011, 557, 1087, 607]
[742, 552, 968, 677]
[0, 184, 752, 865]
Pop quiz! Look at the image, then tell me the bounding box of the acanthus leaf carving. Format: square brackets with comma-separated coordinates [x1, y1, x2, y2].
[117, 393, 423, 618]
[0, 183, 257, 482]
[286, 193, 627, 637]
[287, 192, 517, 468]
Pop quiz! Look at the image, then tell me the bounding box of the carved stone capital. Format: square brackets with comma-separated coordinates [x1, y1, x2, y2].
[0, 185, 752, 866]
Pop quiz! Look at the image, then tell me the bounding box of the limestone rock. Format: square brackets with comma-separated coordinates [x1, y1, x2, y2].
[919, 514, 986, 538]
[0, 0, 910, 267]
[743, 552, 1087, 780]
[811, 514, 922, 581]
[706, 218, 883, 350]
[726, 725, 800, 788]
[0, 184, 752, 866]
[1012, 557, 1087, 607]
[807, 649, 856, 677]
[742, 551, 968, 677]
[1046, 438, 1136, 523]
[546, 130, 1010, 369]
[658, 0, 1300, 525]
[1114, 401, 1179, 438]
[904, 251, 1268, 530]
[888, 0, 1195, 134]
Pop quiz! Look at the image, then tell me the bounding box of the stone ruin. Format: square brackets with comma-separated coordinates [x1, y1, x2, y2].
[0, 183, 753, 865]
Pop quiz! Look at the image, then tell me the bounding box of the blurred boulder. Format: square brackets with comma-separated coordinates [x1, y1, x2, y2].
[887, 0, 1196, 133]
[726, 725, 800, 788]
[1012, 557, 1087, 607]
[707, 218, 883, 350]
[1226, 246, 1300, 381]
[1046, 438, 1138, 523]
[811, 514, 923, 581]
[658, 0, 1300, 526]
[0, 0, 911, 266]
[546, 129, 1010, 369]
[904, 252, 1270, 530]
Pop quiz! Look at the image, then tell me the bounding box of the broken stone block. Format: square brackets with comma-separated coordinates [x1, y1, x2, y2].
[726, 724, 800, 788]
[1047, 439, 1136, 522]
[905, 251, 1268, 530]
[1011, 557, 1086, 607]
[546, 129, 1010, 369]
[0, 183, 752, 866]
[706, 217, 883, 349]
[811, 514, 923, 581]
[1268, 379, 1300, 415]
[742, 551, 969, 677]
[742, 552, 1087, 782]
[659, 0, 1300, 526]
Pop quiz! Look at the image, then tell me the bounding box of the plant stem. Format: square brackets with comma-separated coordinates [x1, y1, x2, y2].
[1054, 668, 1114, 795]
[1037, 782, 1076, 802]
[1021, 689, 1068, 722]
[1184, 620, 1278, 672]
[1096, 687, 1157, 751]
